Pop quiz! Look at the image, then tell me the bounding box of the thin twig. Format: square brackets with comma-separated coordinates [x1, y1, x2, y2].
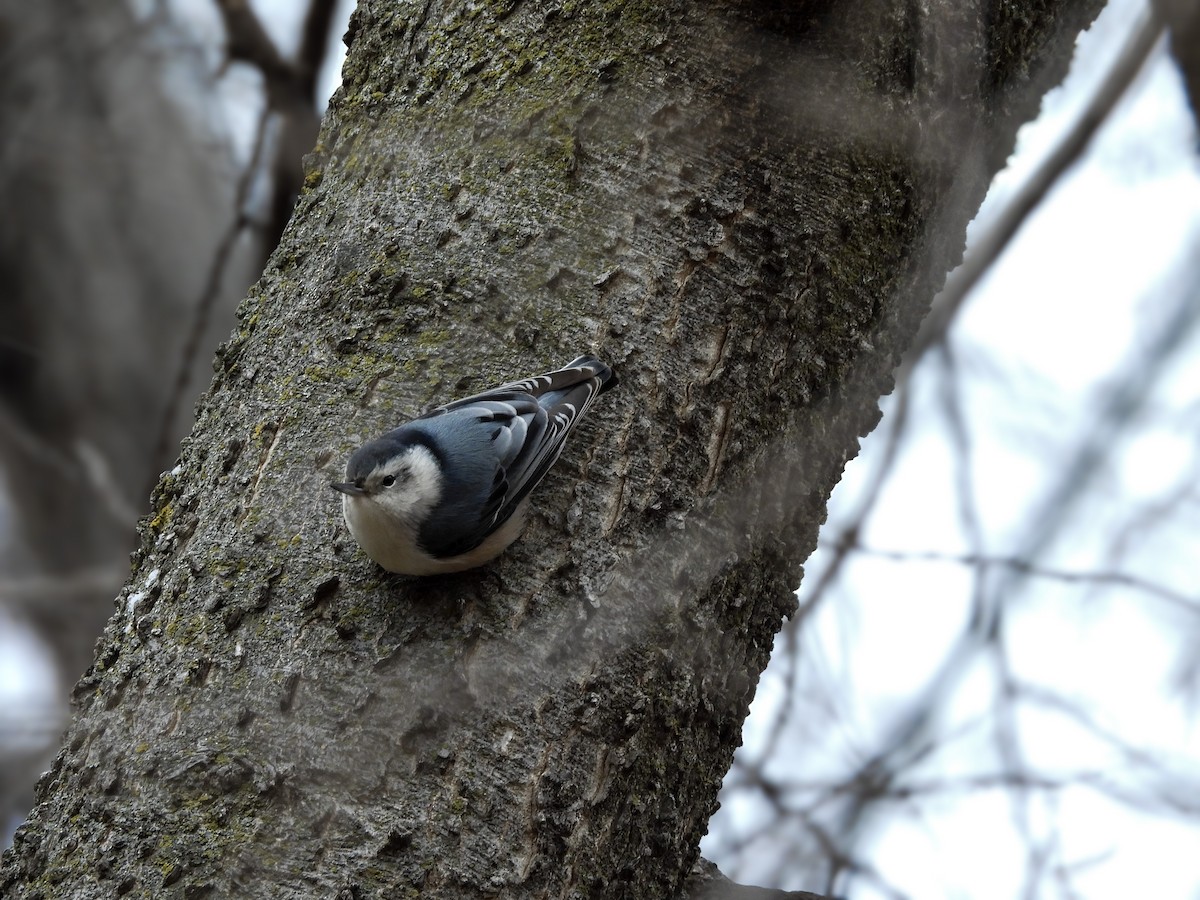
[850, 544, 1200, 612]
[151, 99, 274, 474]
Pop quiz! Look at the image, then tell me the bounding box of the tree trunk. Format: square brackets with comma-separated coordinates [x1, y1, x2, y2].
[1, 1, 1102, 897]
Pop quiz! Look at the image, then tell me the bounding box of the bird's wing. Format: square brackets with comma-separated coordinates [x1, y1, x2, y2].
[416, 358, 615, 557]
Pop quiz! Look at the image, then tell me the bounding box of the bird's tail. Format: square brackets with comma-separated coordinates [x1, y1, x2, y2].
[558, 355, 618, 396]
[500, 355, 617, 405]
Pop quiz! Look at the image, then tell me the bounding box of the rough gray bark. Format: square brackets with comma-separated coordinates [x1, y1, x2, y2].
[1, 0, 1102, 897]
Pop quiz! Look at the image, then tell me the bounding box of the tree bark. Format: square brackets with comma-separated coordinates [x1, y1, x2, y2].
[1, 0, 1102, 897]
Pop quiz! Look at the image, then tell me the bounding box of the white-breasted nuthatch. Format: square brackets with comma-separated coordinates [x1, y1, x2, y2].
[332, 355, 617, 575]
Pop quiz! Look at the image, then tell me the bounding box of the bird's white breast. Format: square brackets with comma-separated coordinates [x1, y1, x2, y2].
[341, 444, 530, 575]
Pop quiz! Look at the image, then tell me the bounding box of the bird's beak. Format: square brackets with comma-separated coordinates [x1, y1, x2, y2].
[331, 481, 367, 496]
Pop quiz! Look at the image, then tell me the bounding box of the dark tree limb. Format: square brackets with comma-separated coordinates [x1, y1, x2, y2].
[685, 859, 833, 900]
[1153, 0, 1200, 123]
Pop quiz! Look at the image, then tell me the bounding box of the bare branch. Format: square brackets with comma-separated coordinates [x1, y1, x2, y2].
[850, 545, 1200, 613]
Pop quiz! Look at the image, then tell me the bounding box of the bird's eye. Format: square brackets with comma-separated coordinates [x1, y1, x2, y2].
[381, 474, 397, 487]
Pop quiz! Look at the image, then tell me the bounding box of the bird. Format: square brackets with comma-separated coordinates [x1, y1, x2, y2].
[332, 355, 617, 575]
